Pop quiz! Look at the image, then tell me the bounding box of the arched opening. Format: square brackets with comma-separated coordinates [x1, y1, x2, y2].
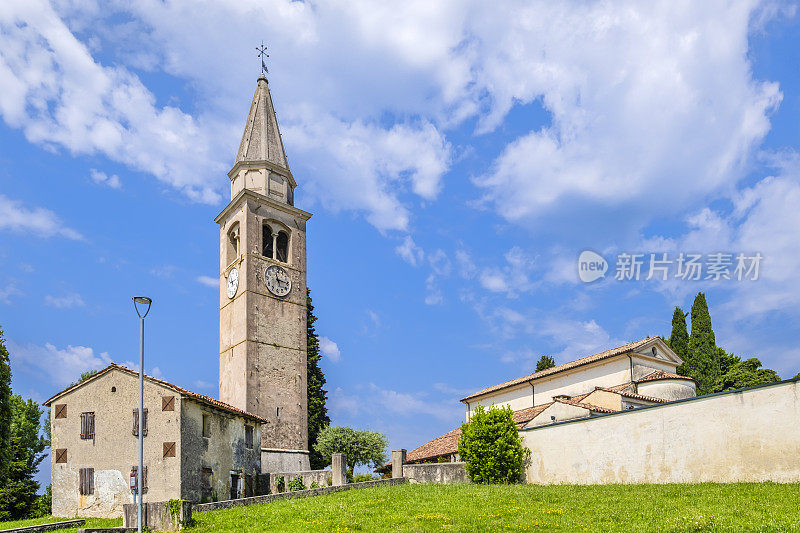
[276, 231, 289, 263]
[226, 224, 240, 265]
[262, 225, 273, 258]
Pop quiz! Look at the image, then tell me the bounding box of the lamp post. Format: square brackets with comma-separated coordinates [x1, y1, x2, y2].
[132, 296, 152, 533]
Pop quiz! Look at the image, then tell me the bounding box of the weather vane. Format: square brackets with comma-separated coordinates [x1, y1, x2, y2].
[256, 42, 269, 76]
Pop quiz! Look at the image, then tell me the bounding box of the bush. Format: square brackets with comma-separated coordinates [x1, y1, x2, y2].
[457, 405, 528, 484]
[351, 473, 376, 483]
[309, 481, 320, 489]
[276, 475, 285, 493]
[288, 476, 306, 492]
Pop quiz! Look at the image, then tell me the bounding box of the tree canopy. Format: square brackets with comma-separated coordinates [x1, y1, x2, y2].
[667, 307, 689, 362]
[0, 328, 12, 483]
[313, 426, 387, 478]
[715, 358, 781, 391]
[535, 355, 556, 372]
[306, 289, 330, 470]
[458, 405, 527, 484]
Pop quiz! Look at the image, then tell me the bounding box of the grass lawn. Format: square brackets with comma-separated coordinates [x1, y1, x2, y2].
[189, 482, 800, 532]
[0, 515, 121, 531]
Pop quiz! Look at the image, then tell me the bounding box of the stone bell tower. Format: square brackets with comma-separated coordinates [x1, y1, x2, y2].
[215, 74, 312, 472]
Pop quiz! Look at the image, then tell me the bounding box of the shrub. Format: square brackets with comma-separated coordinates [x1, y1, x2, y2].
[351, 473, 376, 483]
[288, 476, 306, 492]
[457, 405, 528, 484]
[276, 475, 285, 493]
[309, 481, 320, 489]
[326, 477, 332, 486]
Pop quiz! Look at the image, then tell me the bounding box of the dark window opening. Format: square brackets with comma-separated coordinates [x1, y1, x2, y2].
[201, 467, 213, 497]
[276, 232, 289, 262]
[244, 474, 254, 497]
[79, 467, 94, 495]
[202, 414, 211, 438]
[245, 425, 254, 449]
[230, 473, 240, 500]
[133, 408, 148, 437]
[262, 225, 273, 258]
[276, 407, 280, 419]
[111, 387, 116, 393]
[80, 412, 95, 440]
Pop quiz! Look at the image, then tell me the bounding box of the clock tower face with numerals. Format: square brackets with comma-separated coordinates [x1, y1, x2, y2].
[216, 74, 312, 473]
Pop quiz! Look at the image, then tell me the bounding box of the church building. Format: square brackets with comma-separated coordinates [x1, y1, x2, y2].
[45, 72, 313, 517]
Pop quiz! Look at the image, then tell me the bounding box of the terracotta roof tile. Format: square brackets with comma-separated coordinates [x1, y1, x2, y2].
[554, 397, 616, 414]
[637, 369, 695, 383]
[594, 386, 668, 404]
[461, 337, 656, 401]
[44, 363, 268, 423]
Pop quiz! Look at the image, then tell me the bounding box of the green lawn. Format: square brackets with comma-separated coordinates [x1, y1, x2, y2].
[0, 515, 121, 531]
[189, 482, 800, 532]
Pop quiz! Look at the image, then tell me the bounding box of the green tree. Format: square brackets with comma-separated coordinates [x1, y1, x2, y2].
[313, 426, 387, 479]
[535, 355, 555, 372]
[794, 372, 800, 380]
[458, 405, 527, 484]
[0, 328, 12, 482]
[306, 289, 330, 470]
[0, 395, 48, 521]
[715, 358, 781, 391]
[682, 293, 720, 395]
[667, 307, 689, 362]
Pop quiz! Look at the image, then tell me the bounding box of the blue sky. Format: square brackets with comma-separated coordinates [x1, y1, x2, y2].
[2, 1, 800, 485]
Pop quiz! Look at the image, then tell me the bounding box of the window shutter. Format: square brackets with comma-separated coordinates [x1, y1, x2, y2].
[79, 468, 85, 494]
[55, 404, 67, 418]
[143, 466, 148, 490]
[162, 396, 175, 411]
[88, 468, 94, 494]
[79, 468, 94, 495]
[163, 441, 176, 458]
[80, 413, 86, 439]
[142, 408, 148, 436]
[133, 409, 139, 436]
[55, 448, 67, 463]
[88, 413, 95, 439]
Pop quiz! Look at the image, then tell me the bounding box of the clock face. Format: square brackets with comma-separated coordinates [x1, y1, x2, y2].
[226, 267, 239, 299]
[265, 264, 292, 297]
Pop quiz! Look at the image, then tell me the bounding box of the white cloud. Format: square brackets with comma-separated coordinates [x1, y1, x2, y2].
[0, 283, 22, 305]
[44, 293, 85, 309]
[0, 195, 82, 240]
[424, 274, 443, 306]
[89, 169, 122, 189]
[319, 336, 341, 363]
[8, 340, 111, 388]
[195, 275, 218, 288]
[330, 382, 462, 422]
[478, 246, 536, 297]
[395, 236, 424, 266]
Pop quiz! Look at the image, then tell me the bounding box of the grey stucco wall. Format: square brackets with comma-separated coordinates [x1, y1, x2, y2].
[267, 469, 331, 493]
[521, 379, 800, 484]
[403, 462, 469, 484]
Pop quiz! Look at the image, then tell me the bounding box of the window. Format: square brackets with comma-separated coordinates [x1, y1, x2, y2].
[201, 467, 213, 495]
[55, 449, 67, 464]
[80, 412, 95, 440]
[202, 414, 211, 438]
[54, 404, 66, 419]
[226, 224, 240, 265]
[230, 472, 240, 500]
[162, 396, 175, 411]
[276, 231, 289, 262]
[130, 466, 148, 493]
[262, 225, 273, 258]
[132, 408, 148, 437]
[79, 468, 94, 495]
[245, 425, 254, 449]
[244, 474, 254, 497]
[163, 442, 176, 458]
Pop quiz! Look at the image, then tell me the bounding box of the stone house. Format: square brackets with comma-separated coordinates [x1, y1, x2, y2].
[44, 364, 265, 518]
[381, 337, 697, 470]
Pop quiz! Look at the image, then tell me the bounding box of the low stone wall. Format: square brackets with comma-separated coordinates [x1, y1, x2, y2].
[122, 500, 192, 531]
[0, 520, 85, 533]
[193, 477, 406, 512]
[403, 462, 469, 484]
[267, 469, 332, 494]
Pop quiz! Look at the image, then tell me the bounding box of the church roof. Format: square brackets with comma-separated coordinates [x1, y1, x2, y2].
[234, 74, 289, 172]
[461, 337, 658, 402]
[44, 363, 268, 424]
[637, 369, 695, 383]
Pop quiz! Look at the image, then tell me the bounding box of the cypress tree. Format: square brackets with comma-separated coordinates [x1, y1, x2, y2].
[667, 307, 689, 362]
[0, 328, 12, 483]
[535, 355, 556, 372]
[306, 289, 330, 469]
[687, 292, 719, 395]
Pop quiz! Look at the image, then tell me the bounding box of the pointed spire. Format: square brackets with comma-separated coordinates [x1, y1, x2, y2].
[234, 75, 289, 171]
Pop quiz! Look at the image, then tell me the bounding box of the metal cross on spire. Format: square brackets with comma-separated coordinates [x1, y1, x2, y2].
[256, 42, 269, 77]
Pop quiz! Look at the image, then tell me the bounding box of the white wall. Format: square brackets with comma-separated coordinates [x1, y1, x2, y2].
[521, 379, 800, 484]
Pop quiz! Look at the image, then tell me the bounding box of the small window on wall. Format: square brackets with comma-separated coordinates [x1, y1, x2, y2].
[227, 224, 240, 265]
[162, 396, 175, 411]
[54, 404, 66, 419]
[276, 231, 289, 263]
[262, 225, 273, 258]
[80, 412, 95, 440]
[79, 467, 94, 495]
[202, 414, 211, 438]
[245, 425, 254, 449]
[201, 468, 213, 493]
[55, 448, 67, 464]
[133, 408, 148, 437]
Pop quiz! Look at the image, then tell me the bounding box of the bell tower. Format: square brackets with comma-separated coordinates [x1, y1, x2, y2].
[215, 74, 312, 472]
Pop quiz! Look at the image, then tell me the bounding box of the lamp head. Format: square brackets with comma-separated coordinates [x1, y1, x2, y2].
[132, 296, 152, 318]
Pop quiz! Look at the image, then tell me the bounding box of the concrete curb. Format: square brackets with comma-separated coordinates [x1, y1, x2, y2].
[193, 477, 407, 512]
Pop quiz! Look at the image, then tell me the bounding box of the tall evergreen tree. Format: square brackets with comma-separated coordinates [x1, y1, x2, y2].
[0, 328, 12, 483]
[535, 355, 556, 372]
[667, 307, 689, 362]
[686, 292, 719, 395]
[306, 289, 330, 469]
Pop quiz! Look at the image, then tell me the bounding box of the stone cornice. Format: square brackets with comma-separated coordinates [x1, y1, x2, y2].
[228, 159, 297, 188]
[215, 188, 312, 224]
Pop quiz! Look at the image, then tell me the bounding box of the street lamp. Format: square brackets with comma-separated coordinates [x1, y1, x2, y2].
[132, 296, 152, 533]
